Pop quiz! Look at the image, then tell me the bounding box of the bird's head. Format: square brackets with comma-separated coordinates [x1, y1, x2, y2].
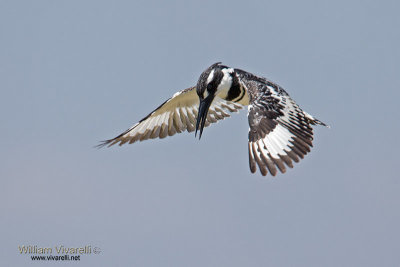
[195, 62, 234, 139]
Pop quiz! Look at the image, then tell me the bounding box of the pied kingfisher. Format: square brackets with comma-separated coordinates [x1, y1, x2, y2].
[99, 62, 328, 176]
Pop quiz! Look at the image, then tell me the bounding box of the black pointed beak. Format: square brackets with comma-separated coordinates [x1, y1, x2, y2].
[195, 95, 214, 139]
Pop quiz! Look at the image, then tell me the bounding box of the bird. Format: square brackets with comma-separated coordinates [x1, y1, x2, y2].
[98, 62, 328, 176]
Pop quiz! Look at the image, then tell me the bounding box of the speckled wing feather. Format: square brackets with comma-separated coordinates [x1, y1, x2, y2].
[98, 87, 243, 147]
[235, 70, 327, 176]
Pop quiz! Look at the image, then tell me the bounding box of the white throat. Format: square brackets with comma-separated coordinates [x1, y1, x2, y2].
[216, 68, 234, 97]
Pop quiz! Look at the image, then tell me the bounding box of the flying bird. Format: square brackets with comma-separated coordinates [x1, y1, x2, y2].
[99, 62, 328, 176]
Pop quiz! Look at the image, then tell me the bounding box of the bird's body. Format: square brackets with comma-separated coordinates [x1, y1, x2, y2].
[99, 63, 328, 176]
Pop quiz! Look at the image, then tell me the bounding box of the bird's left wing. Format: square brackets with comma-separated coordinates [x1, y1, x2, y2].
[98, 86, 243, 147]
[240, 76, 326, 176]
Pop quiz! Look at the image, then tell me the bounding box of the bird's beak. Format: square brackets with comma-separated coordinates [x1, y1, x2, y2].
[195, 94, 214, 139]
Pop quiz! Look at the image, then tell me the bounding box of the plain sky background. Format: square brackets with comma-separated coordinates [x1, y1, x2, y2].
[1, 0, 399, 266]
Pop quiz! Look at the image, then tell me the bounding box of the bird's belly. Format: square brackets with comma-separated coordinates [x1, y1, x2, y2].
[216, 86, 250, 106]
[235, 89, 250, 106]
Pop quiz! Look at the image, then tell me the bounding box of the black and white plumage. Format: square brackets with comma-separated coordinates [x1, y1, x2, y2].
[99, 62, 328, 176]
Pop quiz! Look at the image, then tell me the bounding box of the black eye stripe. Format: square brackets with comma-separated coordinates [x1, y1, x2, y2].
[207, 69, 224, 93]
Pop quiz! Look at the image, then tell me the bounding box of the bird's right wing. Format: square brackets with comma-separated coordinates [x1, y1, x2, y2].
[98, 86, 243, 147]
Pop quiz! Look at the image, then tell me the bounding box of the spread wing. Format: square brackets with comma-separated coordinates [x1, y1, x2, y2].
[243, 77, 326, 176]
[98, 86, 243, 147]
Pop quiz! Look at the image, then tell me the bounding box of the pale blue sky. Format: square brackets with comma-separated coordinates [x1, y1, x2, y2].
[1, 0, 399, 266]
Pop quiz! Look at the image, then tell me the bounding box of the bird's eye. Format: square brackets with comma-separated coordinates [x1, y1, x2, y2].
[207, 83, 213, 91]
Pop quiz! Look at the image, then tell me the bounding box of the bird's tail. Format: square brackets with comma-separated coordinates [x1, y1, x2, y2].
[303, 111, 330, 128]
